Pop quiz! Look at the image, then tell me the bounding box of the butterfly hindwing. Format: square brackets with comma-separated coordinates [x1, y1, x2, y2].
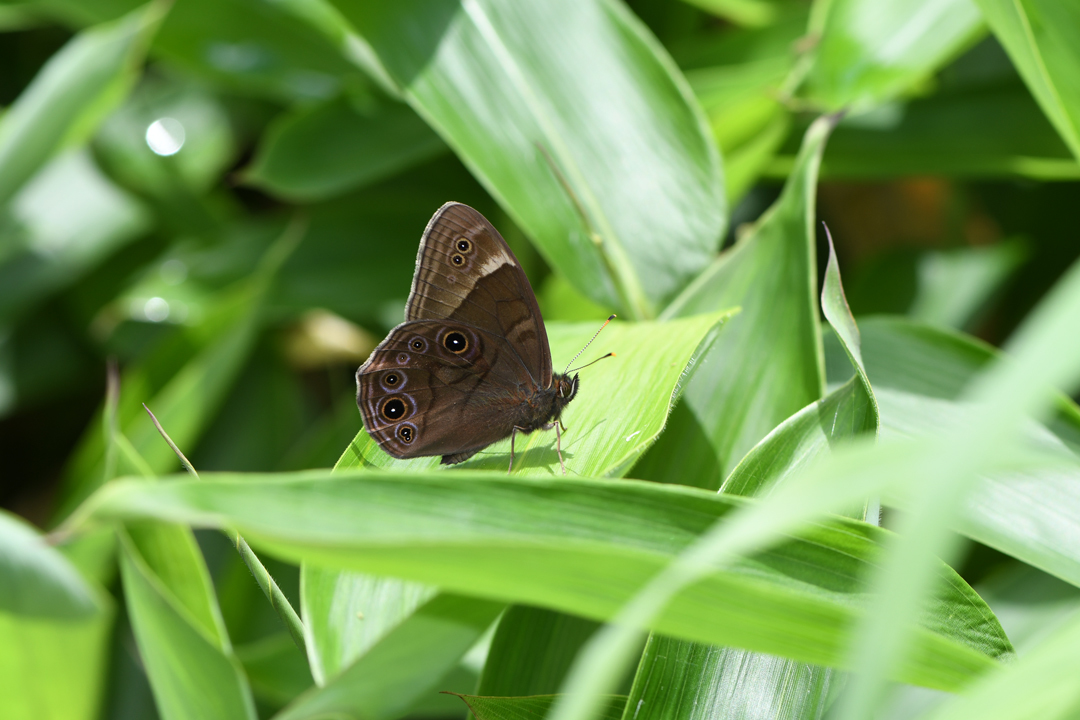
[357, 319, 538, 459]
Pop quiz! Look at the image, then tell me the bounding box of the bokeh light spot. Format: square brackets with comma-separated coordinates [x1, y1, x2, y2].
[145, 118, 185, 156]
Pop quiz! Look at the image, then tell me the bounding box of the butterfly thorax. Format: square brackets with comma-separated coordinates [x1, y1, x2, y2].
[519, 372, 578, 433]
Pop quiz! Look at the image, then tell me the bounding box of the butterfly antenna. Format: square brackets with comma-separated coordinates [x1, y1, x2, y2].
[568, 352, 615, 374]
[564, 314, 616, 374]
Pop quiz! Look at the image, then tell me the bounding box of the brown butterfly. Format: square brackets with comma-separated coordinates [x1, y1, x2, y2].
[356, 202, 609, 473]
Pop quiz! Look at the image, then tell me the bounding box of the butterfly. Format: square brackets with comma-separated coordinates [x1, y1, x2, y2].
[356, 202, 609, 473]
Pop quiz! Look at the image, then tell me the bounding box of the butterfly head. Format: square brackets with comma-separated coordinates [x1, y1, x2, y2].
[555, 373, 580, 403]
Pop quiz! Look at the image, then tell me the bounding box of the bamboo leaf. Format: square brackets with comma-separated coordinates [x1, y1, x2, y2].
[243, 97, 447, 201]
[802, 0, 984, 110]
[119, 527, 257, 720]
[80, 471, 1011, 690]
[338, 313, 735, 477]
[0, 509, 97, 619]
[0, 1, 166, 206]
[973, 0, 1080, 160]
[640, 114, 833, 487]
[326, 0, 726, 317]
[455, 693, 628, 720]
[275, 594, 502, 720]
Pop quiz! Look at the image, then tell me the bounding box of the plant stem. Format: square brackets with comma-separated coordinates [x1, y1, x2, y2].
[142, 403, 308, 654]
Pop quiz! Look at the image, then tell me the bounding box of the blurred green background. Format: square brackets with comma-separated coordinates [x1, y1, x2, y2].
[2, 0, 1080, 717]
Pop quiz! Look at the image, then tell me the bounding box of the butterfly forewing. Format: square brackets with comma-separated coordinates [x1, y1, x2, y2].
[405, 202, 553, 386]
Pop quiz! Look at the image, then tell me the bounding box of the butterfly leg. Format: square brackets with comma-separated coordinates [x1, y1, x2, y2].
[555, 421, 566, 476]
[509, 426, 526, 474]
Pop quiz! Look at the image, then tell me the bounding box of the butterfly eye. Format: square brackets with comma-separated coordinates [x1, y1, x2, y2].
[456, 238, 472, 253]
[443, 331, 469, 354]
[451, 254, 465, 266]
[381, 398, 406, 421]
[398, 424, 416, 443]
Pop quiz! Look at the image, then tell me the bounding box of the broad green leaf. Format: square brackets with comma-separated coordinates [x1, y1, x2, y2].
[922, 611, 1080, 720]
[236, 633, 314, 708]
[244, 96, 447, 202]
[824, 317, 1080, 588]
[0, 149, 151, 325]
[477, 607, 600, 696]
[908, 240, 1029, 330]
[125, 522, 230, 647]
[0, 596, 113, 720]
[688, 60, 793, 203]
[329, 0, 726, 317]
[979, 563, 1080, 655]
[801, 0, 984, 110]
[624, 227, 878, 720]
[54, 220, 303, 521]
[455, 693, 627, 720]
[93, 78, 237, 199]
[338, 313, 735, 477]
[32, 0, 366, 104]
[888, 564, 1080, 719]
[825, 316, 1080, 452]
[833, 255, 1080, 719]
[771, 83, 1080, 180]
[301, 568, 436, 684]
[119, 528, 257, 720]
[82, 472, 1011, 690]
[302, 311, 730, 700]
[0, 509, 98, 619]
[626, 636, 833, 720]
[275, 593, 502, 720]
[723, 230, 878, 499]
[974, 0, 1080, 161]
[0, 1, 165, 206]
[548, 252, 1080, 720]
[641, 115, 832, 487]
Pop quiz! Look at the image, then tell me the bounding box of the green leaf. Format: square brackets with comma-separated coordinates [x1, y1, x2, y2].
[54, 220, 304, 521]
[82, 472, 1011, 690]
[687, 58, 793, 203]
[624, 225, 878, 720]
[625, 636, 832, 720]
[641, 115, 833, 487]
[831, 242, 1080, 720]
[119, 527, 257, 720]
[824, 317, 1080, 588]
[772, 83, 1080, 180]
[303, 312, 730, 702]
[337, 313, 735, 477]
[275, 593, 502, 720]
[301, 568, 436, 684]
[330, 0, 726, 317]
[922, 608, 1080, 720]
[0, 1, 165, 206]
[907, 240, 1029, 330]
[801, 0, 984, 110]
[235, 633, 314, 708]
[35, 0, 367, 104]
[244, 96, 447, 202]
[0, 509, 98, 619]
[974, 0, 1080, 161]
[455, 693, 628, 720]
[0, 149, 151, 325]
[477, 607, 600, 696]
[0, 596, 114, 720]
